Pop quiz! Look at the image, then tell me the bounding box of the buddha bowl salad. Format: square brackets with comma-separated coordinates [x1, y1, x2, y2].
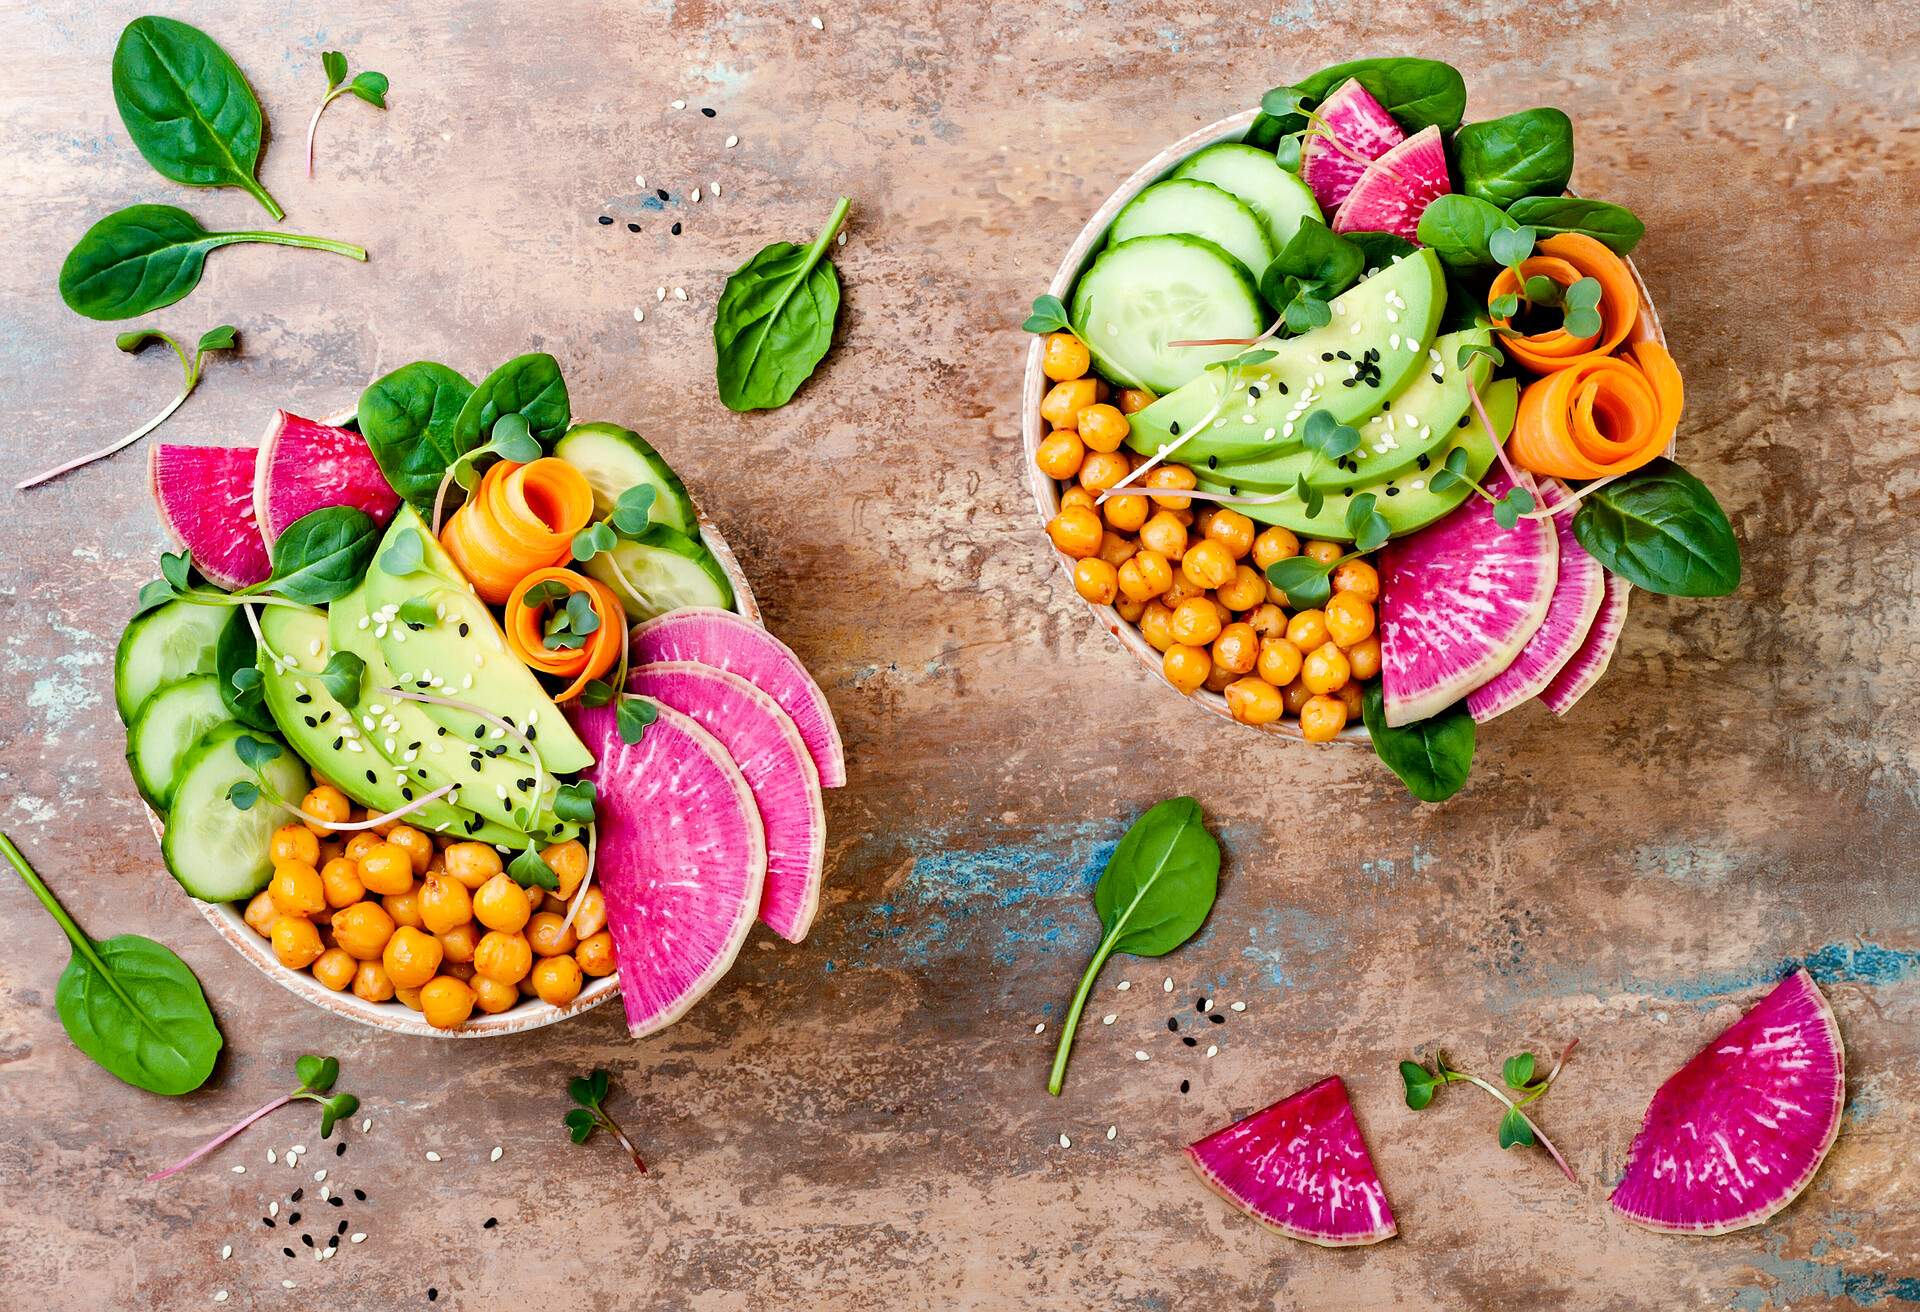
[1028, 57, 1740, 800]
[118, 352, 842, 1032]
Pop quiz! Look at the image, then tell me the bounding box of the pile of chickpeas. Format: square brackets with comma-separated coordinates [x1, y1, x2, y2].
[242, 782, 616, 1030]
[1035, 332, 1381, 743]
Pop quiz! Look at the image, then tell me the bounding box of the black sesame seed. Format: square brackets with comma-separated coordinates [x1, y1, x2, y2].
[1169, 421, 1182, 436]
[304, 715, 318, 728]
[263, 1217, 275, 1227]
[1386, 486, 1400, 496]
[295, 693, 313, 705]
[331, 736, 344, 751]
[1320, 352, 1334, 361]
[1417, 454, 1432, 470]
[1195, 998, 1207, 1010]
[1210, 1013, 1225, 1024]
[337, 1141, 347, 1156]
[353, 1189, 367, 1202]
[291, 1189, 304, 1202]
[1382, 401, 1392, 411]
[1228, 485, 1240, 496]
[1342, 487, 1354, 497]
[319, 711, 332, 723]
[1180, 1079, 1191, 1093]
[1336, 350, 1351, 360]
[402, 787, 414, 801]
[626, 222, 640, 233]
[597, 215, 613, 226]
[289, 1210, 301, 1222]
[671, 222, 683, 235]
[655, 188, 669, 201]
[1458, 414, 1471, 427]
[365, 769, 377, 784]
[328, 1196, 344, 1207]
[429, 1290, 439, 1303]
[329, 1236, 340, 1249]
[483, 1217, 498, 1230]
[302, 1234, 315, 1248]
[283, 1247, 295, 1258]
[1182, 1036, 1197, 1047]
[457, 624, 469, 638]
[1206, 455, 1218, 470]
[701, 106, 716, 117]
[1167, 1018, 1178, 1032]
[1276, 381, 1288, 394]
[436, 726, 448, 736]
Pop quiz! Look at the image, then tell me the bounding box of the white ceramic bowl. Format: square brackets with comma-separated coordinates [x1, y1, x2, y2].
[1021, 108, 1666, 742]
[155, 408, 760, 1037]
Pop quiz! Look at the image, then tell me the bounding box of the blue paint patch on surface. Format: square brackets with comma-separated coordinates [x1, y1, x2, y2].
[1240, 905, 1338, 988]
[1724, 1238, 1920, 1309]
[1632, 942, 1919, 1002]
[1266, 0, 1326, 29]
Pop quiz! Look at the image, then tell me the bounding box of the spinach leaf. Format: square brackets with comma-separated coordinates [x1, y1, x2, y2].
[1416, 194, 1519, 269]
[1572, 458, 1741, 597]
[1250, 58, 1467, 146]
[1454, 108, 1575, 208]
[1258, 217, 1364, 321]
[452, 354, 571, 450]
[216, 608, 276, 731]
[714, 196, 851, 412]
[1346, 230, 1420, 272]
[1361, 682, 1475, 802]
[1047, 797, 1220, 1095]
[59, 205, 368, 322]
[357, 362, 476, 512]
[260, 507, 381, 604]
[2, 832, 221, 1095]
[1503, 196, 1645, 255]
[112, 17, 282, 220]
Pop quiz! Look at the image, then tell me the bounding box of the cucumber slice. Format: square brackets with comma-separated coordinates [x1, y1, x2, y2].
[584, 525, 736, 622]
[114, 599, 226, 723]
[1172, 143, 1323, 250]
[162, 723, 312, 902]
[1108, 179, 1276, 279]
[553, 422, 697, 536]
[126, 676, 232, 809]
[1070, 234, 1264, 395]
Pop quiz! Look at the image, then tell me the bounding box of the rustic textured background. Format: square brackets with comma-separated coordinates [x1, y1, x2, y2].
[1, 1, 1915, 1308]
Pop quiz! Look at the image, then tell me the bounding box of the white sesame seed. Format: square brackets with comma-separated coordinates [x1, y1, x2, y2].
[267, 1149, 276, 1164]
[361, 1118, 371, 1133]
[1116, 980, 1130, 991]
[351, 1233, 367, 1244]
[725, 134, 739, 149]
[231, 1165, 245, 1174]
[691, 187, 702, 203]
[711, 181, 722, 196]
[292, 1144, 307, 1155]
[1134, 1050, 1150, 1062]
[810, 15, 824, 29]
[1350, 322, 1363, 335]
[425, 1151, 441, 1162]
[490, 1146, 503, 1162]
[836, 232, 846, 245]
[632, 307, 643, 322]
[1230, 1001, 1247, 1011]
[1389, 334, 1401, 350]
[1032, 1022, 1045, 1034]
[214, 1293, 228, 1304]
[672, 287, 687, 301]
[1200, 998, 1211, 1010]
[670, 99, 685, 110]
[320, 1186, 331, 1201]
[1206, 1044, 1219, 1058]
[282, 1281, 296, 1290]
[1102, 1014, 1116, 1025]
[635, 174, 645, 189]
[1107, 1126, 1118, 1140]
[1162, 976, 1174, 993]
[269, 1202, 279, 1217]
[221, 1245, 232, 1261]
[1058, 1133, 1071, 1148]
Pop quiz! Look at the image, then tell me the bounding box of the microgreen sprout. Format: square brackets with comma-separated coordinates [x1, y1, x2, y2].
[19, 326, 238, 490]
[225, 729, 458, 829]
[563, 1068, 646, 1173]
[1022, 294, 1072, 335]
[509, 844, 560, 890]
[146, 1054, 361, 1182]
[430, 413, 543, 535]
[615, 696, 658, 746]
[306, 51, 388, 179]
[1399, 1040, 1579, 1182]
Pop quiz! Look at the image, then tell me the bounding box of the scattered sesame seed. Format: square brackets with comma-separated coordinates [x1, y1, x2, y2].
[810, 15, 824, 29]
[626, 222, 640, 233]
[231, 1165, 245, 1174]
[700, 106, 716, 117]
[672, 222, 683, 236]
[351, 1234, 367, 1244]
[836, 231, 846, 245]
[1162, 976, 1174, 993]
[672, 287, 687, 300]
[320, 1186, 331, 1201]
[712, 181, 722, 196]
[725, 134, 739, 149]
[1115, 980, 1130, 992]
[596, 215, 613, 226]
[1032, 1022, 1045, 1034]
[483, 1218, 498, 1230]
[269, 1202, 280, 1217]
[1058, 1133, 1071, 1148]
[490, 1145, 503, 1162]
[267, 1149, 277, 1164]
[214, 1292, 229, 1304]
[1180, 1079, 1191, 1094]
[633, 308, 644, 322]
[282, 1281, 296, 1290]
[1107, 1126, 1118, 1140]
[635, 174, 645, 188]
[691, 187, 702, 203]
[221, 1245, 232, 1261]
[1134, 1051, 1150, 1062]
[425, 1151, 441, 1163]
[1206, 1044, 1219, 1058]
[1101, 1014, 1116, 1025]
[670, 99, 685, 110]
[361, 1119, 372, 1134]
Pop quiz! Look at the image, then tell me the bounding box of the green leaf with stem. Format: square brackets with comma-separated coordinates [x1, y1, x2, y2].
[610, 484, 658, 534]
[316, 650, 366, 709]
[1487, 224, 1537, 272]
[227, 780, 260, 811]
[1023, 294, 1071, 335]
[308, 50, 389, 177]
[1503, 1052, 1537, 1089]
[508, 845, 560, 891]
[561, 1068, 645, 1171]
[1397, 1042, 1579, 1181]
[144, 1052, 364, 1181]
[380, 527, 425, 577]
[616, 697, 657, 745]
[554, 780, 597, 826]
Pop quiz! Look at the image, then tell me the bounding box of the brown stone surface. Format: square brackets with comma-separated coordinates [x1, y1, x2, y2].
[0, 2, 1915, 1308]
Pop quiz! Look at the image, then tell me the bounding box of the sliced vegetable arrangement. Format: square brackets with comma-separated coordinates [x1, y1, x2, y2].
[1028, 57, 1741, 798]
[112, 352, 842, 1033]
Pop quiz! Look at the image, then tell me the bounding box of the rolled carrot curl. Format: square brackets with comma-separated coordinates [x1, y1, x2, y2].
[440, 458, 595, 603]
[1488, 232, 1639, 373]
[503, 568, 624, 701]
[1507, 341, 1684, 480]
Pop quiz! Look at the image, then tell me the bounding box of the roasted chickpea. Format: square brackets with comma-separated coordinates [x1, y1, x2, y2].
[1225, 677, 1286, 726]
[1103, 492, 1149, 532]
[1285, 608, 1331, 651]
[357, 841, 415, 896]
[345, 831, 384, 863]
[1046, 506, 1104, 559]
[1245, 602, 1288, 639]
[473, 929, 533, 985]
[1332, 558, 1380, 602]
[1074, 558, 1119, 605]
[1059, 485, 1096, 513]
[443, 841, 504, 892]
[244, 889, 278, 937]
[1097, 531, 1137, 569]
[1040, 378, 1099, 429]
[271, 916, 324, 970]
[1042, 332, 1090, 382]
[437, 921, 481, 966]
[1193, 507, 1218, 540]
[1302, 641, 1352, 695]
[385, 825, 433, 875]
[575, 931, 617, 978]
[1203, 662, 1236, 694]
[470, 973, 518, 1014]
[540, 840, 588, 902]
[1116, 387, 1155, 415]
[383, 885, 424, 931]
[1300, 693, 1349, 742]
[1335, 680, 1365, 718]
[1034, 429, 1085, 480]
[1324, 592, 1376, 648]
[1161, 574, 1207, 606]
[1114, 594, 1146, 623]
[1252, 526, 1302, 570]
[1180, 539, 1236, 591]
[270, 825, 320, 868]
[1143, 464, 1196, 509]
[1346, 635, 1382, 681]
[1205, 508, 1255, 559]
[1163, 644, 1210, 694]
[1281, 678, 1314, 716]
[1138, 600, 1176, 652]
[572, 887, 608, 939]
[1138, 510, 1189, 559]
[1077, 451, 1131, 494]
[530, 955, 584, 1007]
[1301, 539, 1341, 565]
[473, 873, 531, 933]
[1077, 403, 1129, 453]
[1216, 563, 1267, 612]
[394, 985, 424, 1012]
[1257, 637, 1305, 687]
[420, 976, 476, 1030]
[269, 863, 326, 918]
[382, 925, 443, 989]
[1212, 622, 1259, 675]
[300, 785, 351, 837]
[319, 856, 365, 909]
[311, 948, 356, 991]
[352, 960, 395, 1003]
[417, 872, 474, 935]
[1117, 551, 1169, 603]
[1169, 596, 1224, 646]
[330, 901, 396, 961]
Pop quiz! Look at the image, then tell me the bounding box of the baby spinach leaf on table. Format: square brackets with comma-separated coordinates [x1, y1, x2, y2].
[1047, 797, 1221, 1096]
[258, 507, 381, 604]
[1572, 458, 1741, 597]
[112, 16, 283, 220]
[1361, 682, 1475, 803]
[452, 354, 571, 450]
[1502, 196, 1645, 255]
[1249, 58, 1467, 146]
[1416, 195, 1520, 269]
[1, 832, 221, 1096]
[59, 205, 368, 322]
[357, 361, 476, 512]
[1454, 108, 1576, 208]
[714, 196, 852, 412]
[216, 607, 276, 731]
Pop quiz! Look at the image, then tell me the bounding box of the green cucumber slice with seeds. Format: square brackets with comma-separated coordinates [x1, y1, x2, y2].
[126, 675, 232, 809]
[1107, 179, 1276, 280]
[114, 598, 226, 723]
[583, 525, 736, 622]
[552, 422, 698, 537]
[1070, 234, 1264, 396]
[1171, 142, 1323, 251]
[162, 722, 312, 902]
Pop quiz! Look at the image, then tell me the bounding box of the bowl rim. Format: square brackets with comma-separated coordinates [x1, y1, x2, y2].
[1020, 106, 1667, 743]
[161, 406, 761, 1038]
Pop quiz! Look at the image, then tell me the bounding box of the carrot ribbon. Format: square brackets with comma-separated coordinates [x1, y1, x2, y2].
[440, 458, 595, 604]
[503, 567, 624, 701]
[1507, 340, 1684, 480]
[1488, 232, 1639, 373]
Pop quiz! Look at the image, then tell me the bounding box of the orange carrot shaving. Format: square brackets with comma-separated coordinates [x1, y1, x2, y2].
[440, 458, 594, 603]
[1488, 232, 1639, 373]
[503, 567, 623, 701]
[1508, 341, 1684, 480]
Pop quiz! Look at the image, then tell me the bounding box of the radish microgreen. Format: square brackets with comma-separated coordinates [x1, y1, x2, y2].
[316, 650, 366, 708]
[564, 1068, 646, 1173]
[430, 413, 543, 533]
[1022, 294, 1071, 335]
[380, 528, 425, 577]
[616, 696, 658, 745]
[509, 844, 560, 890]
[306, 50, 388, 179]
[553, 780, 597, 825]
[146, 1053, 362, 1182]
[571, 483, 658, 563]
[1399, 1040, 1579, 1181]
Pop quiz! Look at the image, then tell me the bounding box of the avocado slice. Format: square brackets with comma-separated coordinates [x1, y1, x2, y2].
[258, 605, 528, 845]
[1125, 248, 1445, 464]
[1199, 378, 1517, 539]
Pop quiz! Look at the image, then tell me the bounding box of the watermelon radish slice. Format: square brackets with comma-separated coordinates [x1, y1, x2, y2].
[1540, 571, 1632, 716]
[631, 608, 846, 788]
[149, 444, 271, 590]
[1186, 1076, 1397, 1247]
[253, 410, 400, 547]
[1299, 78, 1405, 213]
[627, 662, 826, 943]
[573, 697, 767, 1038]
[1378, 468, 1558, 728]
[1611, 970, 1844, 1235]
[1333, 125, 1451, 241]
[1466, 480, 1605, 723]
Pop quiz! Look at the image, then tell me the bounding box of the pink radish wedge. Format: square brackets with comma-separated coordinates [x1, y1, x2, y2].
[1466, 480, 1605, 722]
[253, 410, 400, 548]
[627, 662, 826, 943]
[150, 443, 271, 590]
[630, 607, 846, 788]
[1539, 571, 1631, 716]
[573, 697, 766, 1038]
